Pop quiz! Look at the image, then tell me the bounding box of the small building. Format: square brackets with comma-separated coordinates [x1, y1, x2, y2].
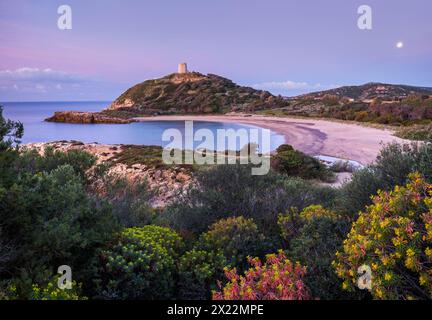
[178, 63, 188, 74]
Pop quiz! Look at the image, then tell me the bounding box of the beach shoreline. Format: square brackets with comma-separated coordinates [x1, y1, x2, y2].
[134, 114, 411, 165]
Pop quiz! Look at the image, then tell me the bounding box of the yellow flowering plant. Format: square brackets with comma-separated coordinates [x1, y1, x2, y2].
[333, 173, 432, 299]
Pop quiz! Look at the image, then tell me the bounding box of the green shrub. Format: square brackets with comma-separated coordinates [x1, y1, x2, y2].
[338, 142, 432, 216]
[0, 164, 118, 298]
[271, 144, 334, 181]
[161, 164, 338, 237]
[98, 172, 155, 227]
[177, 249, 227, 300]
[278, 205, 363, 299]
[93, 226, 183, 299]
[17, 147, 96, 182]
[198, 216, 267, 270]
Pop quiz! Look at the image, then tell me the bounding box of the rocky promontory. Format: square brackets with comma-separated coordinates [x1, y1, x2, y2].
[45, 111, 135, 124]
[107, 72, 288, 115]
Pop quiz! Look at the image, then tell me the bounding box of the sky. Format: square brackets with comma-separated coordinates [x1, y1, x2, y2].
[0, 0, 431, 101]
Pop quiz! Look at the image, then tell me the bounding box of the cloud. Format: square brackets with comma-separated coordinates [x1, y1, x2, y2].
[252, 80, 310, 90]
[0, 67, 87, 83]
[0, 67, 124, 101]
[0, 67, 97, 95]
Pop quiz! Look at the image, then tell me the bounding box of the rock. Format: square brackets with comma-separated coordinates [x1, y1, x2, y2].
[45, 111, 134, 124]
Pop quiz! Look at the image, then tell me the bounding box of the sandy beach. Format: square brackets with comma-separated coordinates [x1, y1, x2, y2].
[134, 114, 410, 165]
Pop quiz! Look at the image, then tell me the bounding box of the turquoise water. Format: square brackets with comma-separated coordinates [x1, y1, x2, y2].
[1, 101, 285, 151]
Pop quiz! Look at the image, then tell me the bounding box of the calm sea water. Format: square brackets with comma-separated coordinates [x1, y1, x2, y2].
[1, 101, 285, 151]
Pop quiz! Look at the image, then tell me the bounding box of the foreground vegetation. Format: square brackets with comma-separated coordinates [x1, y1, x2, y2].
[1, 105, 432, 300]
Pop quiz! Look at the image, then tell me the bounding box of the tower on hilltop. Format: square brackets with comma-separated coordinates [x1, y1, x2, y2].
[177, 63, 188, 74]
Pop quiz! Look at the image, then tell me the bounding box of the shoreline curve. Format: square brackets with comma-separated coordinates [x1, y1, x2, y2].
[133, 114, 411, 165]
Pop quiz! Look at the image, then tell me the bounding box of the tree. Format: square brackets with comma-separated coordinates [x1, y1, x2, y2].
[0, 105, 23, 186]
[0, 105, 23, 151]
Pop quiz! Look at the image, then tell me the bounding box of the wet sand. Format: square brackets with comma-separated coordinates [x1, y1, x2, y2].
[134, 114, 411, 165]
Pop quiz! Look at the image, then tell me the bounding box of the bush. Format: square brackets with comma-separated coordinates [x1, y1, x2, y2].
[213, 251, 310, 300]
[0, 164, 118, 298]
[333, 173, 432, 299]
[199, 216, 267, 269]
[6, 276, 87, 300]
[93, 226, 183, 299]
[278, 205, 340, 243]
[17, 146, 96, 182]
[177, 249, 227, 300]
[97, 172, 155, 227]
[161, 164, 338, 236]
[338, 142, 432, 216]
[278, 205, 366, 299]
[271, 144, 334, 181]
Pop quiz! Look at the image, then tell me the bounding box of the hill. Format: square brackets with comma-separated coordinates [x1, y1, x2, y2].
[107, 72, 288, 115]
[262, 83, 432, 126]
[297, 82, 432, 101]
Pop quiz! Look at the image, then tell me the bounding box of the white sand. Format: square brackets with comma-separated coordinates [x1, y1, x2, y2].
[134, 114, 411, 165]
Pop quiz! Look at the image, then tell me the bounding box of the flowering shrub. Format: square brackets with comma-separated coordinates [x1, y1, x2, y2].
[278, 205, 339, 242]
[279, 205, 354, 299]
[199, 216, 266, 269]
[213, 250, 310, 300]
[333, 173, 432, 299]
[93, 225, 183, 299]
[5, 277, 86, 300]
[178, 249, 227, 299]
[299, 204, 340, 221]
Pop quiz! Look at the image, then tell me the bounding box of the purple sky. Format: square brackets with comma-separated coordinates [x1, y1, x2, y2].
[0, 0, 431, 101]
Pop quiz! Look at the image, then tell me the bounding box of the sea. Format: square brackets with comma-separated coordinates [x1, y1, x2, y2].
[1, 101, 285, 151]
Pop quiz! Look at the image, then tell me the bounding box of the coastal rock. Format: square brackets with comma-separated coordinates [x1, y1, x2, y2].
[45, 111, 134, 124]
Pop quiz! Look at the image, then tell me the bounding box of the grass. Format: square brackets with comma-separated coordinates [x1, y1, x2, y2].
[111, 144, 271, 173]
[111, 145, 169, 168]
[394, 124, 432, 141]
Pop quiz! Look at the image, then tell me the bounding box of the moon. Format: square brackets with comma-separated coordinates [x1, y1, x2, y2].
[396, 41, 404, 49]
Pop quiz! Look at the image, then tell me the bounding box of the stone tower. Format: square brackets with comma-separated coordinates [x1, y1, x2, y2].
[177, 63, 188, 74]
